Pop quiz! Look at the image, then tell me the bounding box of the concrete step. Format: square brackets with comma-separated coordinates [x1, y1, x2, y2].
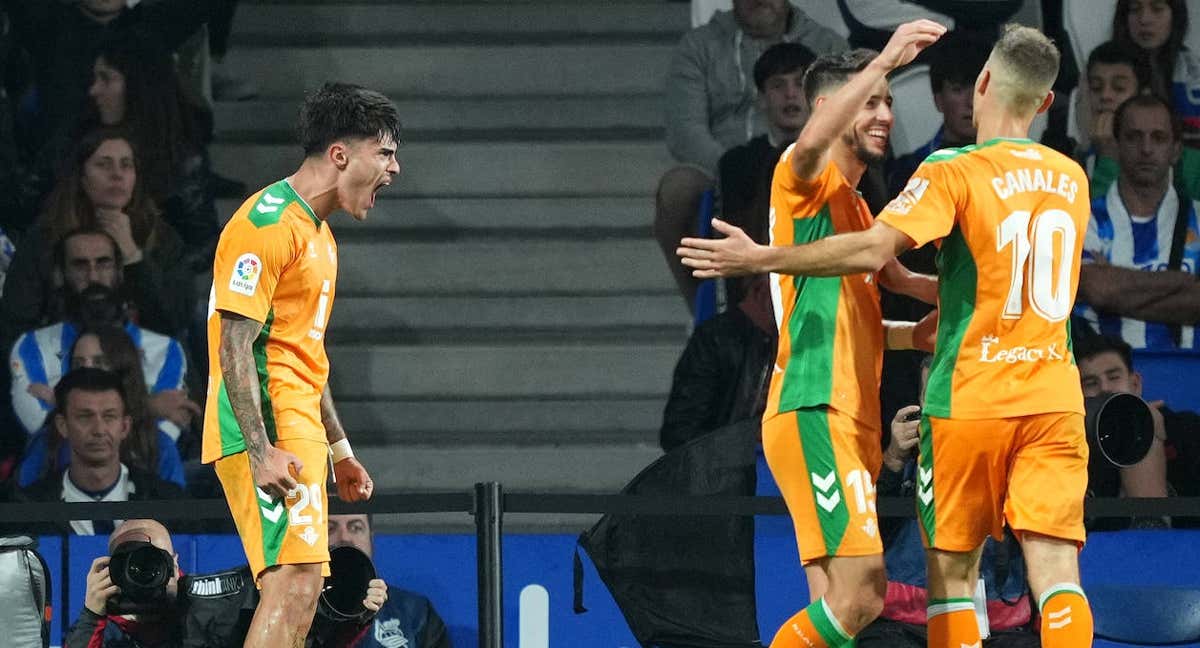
[210, 141, 671, 196]
[217, 195, 652, 232]
[325, 342, 680, 398]
[330, 294, 686, 332]
[213, 95, 662, 141]
[336, 397, 663, 445]
[360, 442, 662, 492]
[328, 238, 673, 295]
[233, 2, 687, 41]
[221, 43, 672, 98]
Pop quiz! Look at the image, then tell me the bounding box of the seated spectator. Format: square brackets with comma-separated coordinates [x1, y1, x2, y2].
[0, 0, 221, 147]
[1111, 0, 1200, 146]
[1076, 335, 1200, 527]
[1080, 41, 1200, 200]
[314, 513, 452, 648]
[654, 0, 847, 311]
[860, 375, 1037, 647]
[9, 228, 192, 442]
[7, 368, 184, 536]
[716, 41, 814, 306]
[0, 128, 191, 347]
[886, 31, 989, 197]
[18, 324, 194, 488]
[1077, 94, 1200, 349]
[51, 37, 218, 270]
[660, 276, 775, 452]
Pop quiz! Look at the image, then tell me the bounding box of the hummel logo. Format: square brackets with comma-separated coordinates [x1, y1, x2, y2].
[918, 467, 933, 506]
[1009, 148, 1043, 160]
[256, 204, 278, 214]
[262, 193, 284, 205]
[811, 471, 841, 513]
[1047, 606, 1072, 629]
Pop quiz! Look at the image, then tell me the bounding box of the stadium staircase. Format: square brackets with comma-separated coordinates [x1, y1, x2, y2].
[213, 0, 689, 530]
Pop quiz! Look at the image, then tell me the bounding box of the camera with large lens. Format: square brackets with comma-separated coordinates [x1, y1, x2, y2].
[107, 540, 175, 614]
[1083, 391, 1156, 496]
[316, 545, 377, 625]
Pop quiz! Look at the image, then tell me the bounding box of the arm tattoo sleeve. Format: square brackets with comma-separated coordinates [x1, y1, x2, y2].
[218, 312, 270, 464]
[320, 384, 347, 445]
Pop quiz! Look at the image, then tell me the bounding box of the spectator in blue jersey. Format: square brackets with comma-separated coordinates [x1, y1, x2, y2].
[857, 356, 1039, 648]
[9, 228, 196, 453]
[886, 31, 991, 198]
[310, 513, 452, 648]
[1077, 94, 1200, 350]
[17, 324, 192, 488]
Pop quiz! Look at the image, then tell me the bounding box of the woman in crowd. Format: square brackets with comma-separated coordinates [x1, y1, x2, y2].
[0, 128, 191, 345]
[18, 325, 187, 488]
[1111, 0, 1200, 145]
[83, 36, 219, 266]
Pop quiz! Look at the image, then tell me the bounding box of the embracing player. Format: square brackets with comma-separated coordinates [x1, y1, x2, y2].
[680, 24, 1093, 648]
[681, 20, 945, 648]
[202, 82, 401, 647]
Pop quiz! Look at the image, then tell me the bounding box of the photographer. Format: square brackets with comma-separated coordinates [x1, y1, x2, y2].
[312, 514, 450, 648]
[67, 518, 182, 647]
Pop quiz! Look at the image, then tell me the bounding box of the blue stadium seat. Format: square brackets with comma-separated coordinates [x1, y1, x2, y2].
[1090, 583, 1200, 645]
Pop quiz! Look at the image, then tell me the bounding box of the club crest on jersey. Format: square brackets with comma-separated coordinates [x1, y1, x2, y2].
[229, 253, 262, 296]
[884, 177, 930, 215]
[375, 618, 410, 648]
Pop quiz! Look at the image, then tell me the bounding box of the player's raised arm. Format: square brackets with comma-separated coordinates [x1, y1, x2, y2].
[321, 383, 374, 502]
[217, 311, 302, 500]
[790, 19, 946, 180]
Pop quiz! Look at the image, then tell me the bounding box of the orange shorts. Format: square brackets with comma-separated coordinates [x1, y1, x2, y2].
[917, 412, 1088, 552]
[215, 438, 332, 580]
[763, 407, 883, 565]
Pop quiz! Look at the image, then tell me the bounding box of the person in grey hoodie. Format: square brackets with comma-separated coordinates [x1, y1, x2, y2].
[654, 0, 848, 312]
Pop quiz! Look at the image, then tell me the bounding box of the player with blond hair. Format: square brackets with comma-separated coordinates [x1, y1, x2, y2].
[679, 24, 1094, 648]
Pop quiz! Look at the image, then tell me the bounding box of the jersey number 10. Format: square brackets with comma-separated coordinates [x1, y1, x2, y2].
[997, 209, 1077, 322]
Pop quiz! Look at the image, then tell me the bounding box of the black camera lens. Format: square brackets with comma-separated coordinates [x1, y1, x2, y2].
[109, 541, 173, 603]
[318, 545, 377, 623]
[1084, 391, 1155, 468]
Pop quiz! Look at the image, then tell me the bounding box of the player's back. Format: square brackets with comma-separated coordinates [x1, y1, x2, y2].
[895, 139, 1090, 419]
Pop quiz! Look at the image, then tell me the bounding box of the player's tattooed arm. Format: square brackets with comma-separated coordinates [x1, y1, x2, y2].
[219, 311, 301, 499]
[218, 312, 268, 461]
[320, 383, 347, 445]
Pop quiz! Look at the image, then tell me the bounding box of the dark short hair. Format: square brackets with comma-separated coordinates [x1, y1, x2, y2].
[754, 42, 817, 91]
[1113, 93, 1181, 142]
[297, 82, 403, 156]
[54, 367, 127, 414]
[803, 49, 878, 110]
[1086, 40, 1151, 91]
[54, 227, 123, 273]
[1074, 334, 1134, 371]
[928, 31, 990, 94]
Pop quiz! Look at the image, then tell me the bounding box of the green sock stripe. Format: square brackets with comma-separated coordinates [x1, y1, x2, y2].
[810, 597, 853, 643]
[1039, 584, 1086, 611]
[927, 598, 976, 619]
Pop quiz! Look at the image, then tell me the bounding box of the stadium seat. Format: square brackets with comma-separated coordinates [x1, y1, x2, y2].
[1090, 583, 1200, 645]
[888, 64, 940, 157]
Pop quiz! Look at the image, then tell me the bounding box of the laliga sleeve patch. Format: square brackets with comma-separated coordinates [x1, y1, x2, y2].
[229, 253, 263, 296]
